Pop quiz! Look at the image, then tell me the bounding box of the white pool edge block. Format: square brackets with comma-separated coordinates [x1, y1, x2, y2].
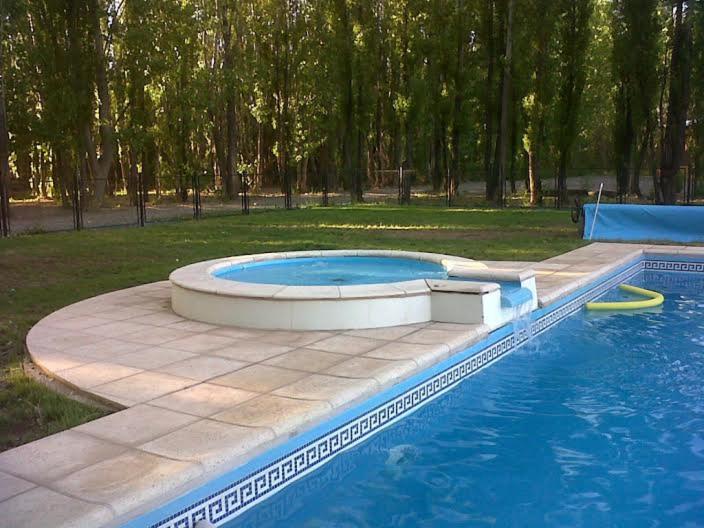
[428, 275, 538, 330]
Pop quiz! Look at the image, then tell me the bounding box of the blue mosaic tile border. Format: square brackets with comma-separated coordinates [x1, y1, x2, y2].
[149, 257, 701, 528]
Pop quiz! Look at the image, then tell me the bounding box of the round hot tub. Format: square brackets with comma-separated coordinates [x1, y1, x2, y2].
[214, 256, 449, 286]
[169, 250, 473, 330]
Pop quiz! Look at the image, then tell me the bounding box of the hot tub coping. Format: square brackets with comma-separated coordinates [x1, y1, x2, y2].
[169, 250, 476, 301]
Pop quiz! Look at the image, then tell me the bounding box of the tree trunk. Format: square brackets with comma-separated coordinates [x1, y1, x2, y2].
[495, 0, 513, 207]
[631, 121, 652, 196]
[220, 2, 239, 200]
[83, 0, 115, 205]
[450, 0, 465, 200]
[528, 150, 542, 205]
[483, 0, 495, 200]
[0, 45, 10, 232]
[659, 0, 692, 204]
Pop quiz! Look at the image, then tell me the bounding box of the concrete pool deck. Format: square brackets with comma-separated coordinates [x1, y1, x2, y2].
[2, 242, 703, 528]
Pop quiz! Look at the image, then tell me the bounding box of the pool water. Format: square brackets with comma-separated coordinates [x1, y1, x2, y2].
[214, 256, 448, 285]
[226, 270, 704, 527]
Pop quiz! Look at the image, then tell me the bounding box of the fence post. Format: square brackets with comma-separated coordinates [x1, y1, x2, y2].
[685, 166, 692, 205]
[284, 167, 292, 209]
[0, 169, 9, 237]
[136, 170, 146, 226]
[322, 170, 329, 207]
[446, 166, 452, 207]
[192, 172, 201, 219]
[398, 166, 403, 204]
[72, 166, 83, 231]
[240, 170, 250, 215]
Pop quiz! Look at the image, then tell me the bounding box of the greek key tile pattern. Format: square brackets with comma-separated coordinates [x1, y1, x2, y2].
[644, 260, 704, 273]
[150, 257, 700, 528]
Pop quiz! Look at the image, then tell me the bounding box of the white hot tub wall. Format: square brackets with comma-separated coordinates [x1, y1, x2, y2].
[171, 282, 432, 330]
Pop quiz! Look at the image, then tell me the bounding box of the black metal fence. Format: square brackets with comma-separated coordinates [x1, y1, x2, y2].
[0, 166, 700, 237]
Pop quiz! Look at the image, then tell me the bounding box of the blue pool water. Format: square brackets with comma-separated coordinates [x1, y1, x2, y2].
[226, 270, 704, 527]
[214, 256, 448, 285]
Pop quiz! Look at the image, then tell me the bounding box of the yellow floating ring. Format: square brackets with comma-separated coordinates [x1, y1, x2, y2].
[585, 284, 664, 311]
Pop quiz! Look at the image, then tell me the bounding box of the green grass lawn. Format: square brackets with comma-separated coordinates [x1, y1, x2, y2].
[0, 205, 585, 451]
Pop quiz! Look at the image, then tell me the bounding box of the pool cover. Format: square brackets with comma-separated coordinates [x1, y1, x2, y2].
[583, 203, 704, 243]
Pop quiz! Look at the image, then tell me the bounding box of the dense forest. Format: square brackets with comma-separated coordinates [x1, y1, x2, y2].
[0, 0, 702, 209]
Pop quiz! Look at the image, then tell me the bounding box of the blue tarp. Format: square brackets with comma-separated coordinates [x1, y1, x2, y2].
[583, 204, 704, 243]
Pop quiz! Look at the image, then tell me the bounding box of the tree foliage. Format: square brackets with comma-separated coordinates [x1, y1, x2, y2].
[1, 0, 700, 205]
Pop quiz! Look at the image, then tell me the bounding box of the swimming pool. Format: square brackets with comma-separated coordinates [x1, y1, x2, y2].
[213, 256, 449, 286]
[223, 269, 704, 527]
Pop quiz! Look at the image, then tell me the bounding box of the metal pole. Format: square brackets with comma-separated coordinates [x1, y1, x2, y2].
[240, 170, 249, 215]
[73, 166, 83, 231]
[685, 166, 692, 205]
[588, 182, 604, 241]
[322, 170, 329, 207]
[284, 167, 292, 209]
[192, 172, 201, 219]
[398, 166, 403, 205]
[137, 171, 145, 227]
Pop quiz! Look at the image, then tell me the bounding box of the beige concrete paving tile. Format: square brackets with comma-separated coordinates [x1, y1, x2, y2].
[400, 328, 474, 351]
[75, 404, 199, 446]
[37, 310, 75, 324]
[121, 326, 197, 346]
[263, 348, 349, 372]
[0, 471, 35, 502]
[163, 333, 237, 353]
[207, 326, 266, 339]
[42, 316, 113, 331]
[307, 334, 384, 355]
[90, 390, 140, 408]
[83, 320, 154, 338]
[126, 300, 171, 313]
[213, 342, 293, 362]
[52, 450, 202, 517]
[211, 364, 309, 393]
[272, 374, 378, 408]
[69, 338, 150, 360]
[478, 260, 537, 270]
[140, 419, 274, 471]
[257, 330, 333, 347]
[324, 356, 417, 386]
[126, 311, 186, 326]
[425, 322, 484, 333]
[344, 325, 420, 341]
[27, 328, 104, 352]
[150, 383, 258, 417]
[364, 341, 450, 368]
[0, 486, 113, 528]
[57, 362, 143, 389]
[95, 371, 196, 403]
[113, 347, 196, 370]
[157, 356, 248, 381]
[213, 395, 331, 436]
[27, 348, 88, 373]
[93, 306, 158, 321]
[682, 246, 704, 255]
[133, 280, 171, 290]
[0, 430, 127, 483]
[168, 320, 221, 332]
